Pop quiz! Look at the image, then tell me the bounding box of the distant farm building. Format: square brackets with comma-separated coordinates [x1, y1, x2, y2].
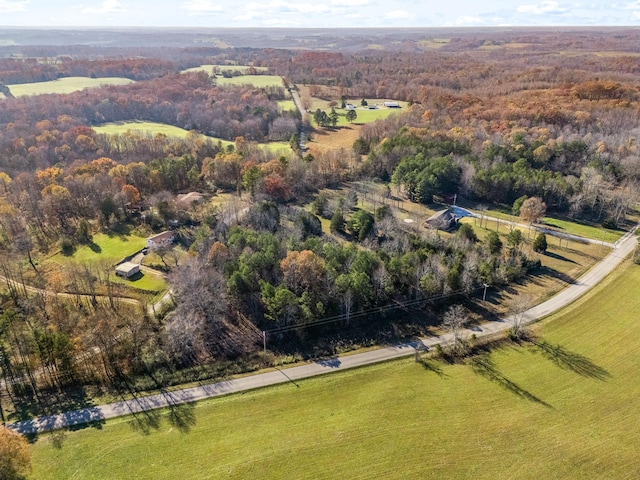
[425, 209, 457, 231]
[384, 101, 400, 108]
[147, 230, 175, 249]
[115, 261, 140, 278]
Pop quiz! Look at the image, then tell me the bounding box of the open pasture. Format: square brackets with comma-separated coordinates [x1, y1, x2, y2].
[29, 259, 640, 479]
[277, 99, 297, 112]
[92, 121, 232, 147]
[181, 64, 269, 75]
[6, 77, 133, 96]
[216, 75, 284, 88]
[93, 121, 290, 153]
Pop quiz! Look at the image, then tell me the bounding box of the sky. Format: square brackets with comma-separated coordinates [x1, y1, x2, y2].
[0, 0, 640, 28]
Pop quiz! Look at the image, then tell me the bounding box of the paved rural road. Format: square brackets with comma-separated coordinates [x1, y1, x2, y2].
[286, 82, 308, 152]
[9, 225, 638, 434]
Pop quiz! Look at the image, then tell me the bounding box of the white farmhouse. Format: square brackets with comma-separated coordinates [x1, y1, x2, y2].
[146, 230, 175, 249]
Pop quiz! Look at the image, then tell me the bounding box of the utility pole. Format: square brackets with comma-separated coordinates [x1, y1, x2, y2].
[483, 283, 489, 302]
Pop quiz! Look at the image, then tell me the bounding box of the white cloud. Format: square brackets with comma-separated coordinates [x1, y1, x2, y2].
[330, 0, 369, 5]
[385, 9, 412, 19]
[0, 0, 28, 12]
[517, 1, 567, 14]
[181, 0, 223, 14]
[274, 1, 331, 14]
[616, 0, 640, 8]
[82, 0, 128, 14]
[455, 15, 485, 25]
[235, 0, 333, 21]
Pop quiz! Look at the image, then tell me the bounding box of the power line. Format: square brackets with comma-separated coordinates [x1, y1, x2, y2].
[263, 285, 485, 335]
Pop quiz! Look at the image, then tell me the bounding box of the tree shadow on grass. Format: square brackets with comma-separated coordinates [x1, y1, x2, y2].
[530, 265, 576, 285]
[127, 406, 162, 435]
[543, 251, 577, 264]
[167, 402, 196, 433]
[417, 356, 447, 378]
[469, 352, 552, 408]
[122, 368, 197, 434]
[532, 340, 611, 380]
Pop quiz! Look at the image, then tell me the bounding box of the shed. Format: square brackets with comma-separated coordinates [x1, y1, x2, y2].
[425, 209, 457, 231]
[115, 262, 140, 278]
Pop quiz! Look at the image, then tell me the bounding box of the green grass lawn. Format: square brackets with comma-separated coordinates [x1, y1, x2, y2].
[482, 208, 623, 243]
[310, 101, 408, 128]
[29, 258, 640, 479]
[114, 269, 167, 293]
[93, 121, 290, 153]
[7, 77, 134, 96]
[51, 233, 146, 264]
[277, 99, 297, 112]
[45, 232, 167, 293]
[92, 121, 233, 148]
[216, 75, 284, 88]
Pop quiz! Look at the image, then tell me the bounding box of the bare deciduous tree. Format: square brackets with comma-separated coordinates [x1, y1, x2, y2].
[442, 304, 469, 357]
[507, 294, 533, 340]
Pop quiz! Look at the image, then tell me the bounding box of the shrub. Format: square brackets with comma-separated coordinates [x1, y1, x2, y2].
[59, 236, 75, 256]
[532, 233, 548, 253]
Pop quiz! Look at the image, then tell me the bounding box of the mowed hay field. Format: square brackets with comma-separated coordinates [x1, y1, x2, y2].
[29, 260, 640, 479]
[92, 121, 233, 147]
[6, 77, 134, 96]
[216, 75, 284, 88]
[93, 121, 291, 153]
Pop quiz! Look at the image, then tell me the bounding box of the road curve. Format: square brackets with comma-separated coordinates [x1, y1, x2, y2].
[9, 226, 638, 434]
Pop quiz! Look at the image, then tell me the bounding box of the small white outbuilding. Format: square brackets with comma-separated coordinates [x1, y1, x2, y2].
[115, 261, 140, 278]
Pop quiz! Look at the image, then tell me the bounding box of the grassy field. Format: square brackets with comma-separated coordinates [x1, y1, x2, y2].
[309, 101, 408, 128]
[29, 259, 640, 478]
[6, 77, 133, 97]
[92, 121, 233, 148]
[216, 75, 284, 88]
[277, 99, 297, 112]
[482, 208, 623, 243]
[51, 232, 146, 264]
[93, 121, 290, 153]
[305, 99, 408, 153]
[181, 64, 269, 75]
[417, 38, 451, 49]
